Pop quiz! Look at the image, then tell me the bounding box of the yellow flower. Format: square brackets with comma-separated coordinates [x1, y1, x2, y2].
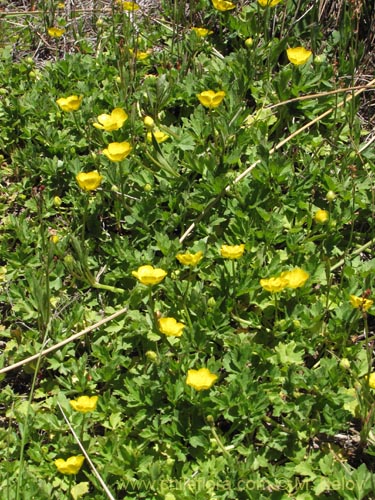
[56, 95, 82, 112]
[286, 47, 312, 66]
[132, 265, 167, 285]
[260, 276, 288, 293]
[314, 209, 329, 224]
[93, 108, 128, 131]
[280, 268, 309, 289]
[176, 251, 204, 267]
[257, 0, 282, 6]
[158, 317, 185, 337]
[147, 130, 170, 143]
[197, 90, 226, 109]
[350, 295, 373, 312]
[50, 235, 59, 244]
[143, 116, 155, 130]
[191, 27, 213, 37]
[102, 141, 132, 162]
[69, 395, 98, 413]
[186, 368, 218, 391]
[76, 171, 103, 191]
[220, 244, 245, 259]
[212, 0, 236, 11]
[129, 48, 151, 60]
[368, 373, 375, 389]
[54, 455, 85, 475]
[48, 27, 65, 38]
[118, 0, 140, 10]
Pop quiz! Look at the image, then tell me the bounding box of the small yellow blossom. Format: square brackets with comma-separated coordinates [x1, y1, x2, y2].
[286, 47, 312, 66]
[143, 116, 155, 130]
[197, 90, 226, 109]
[102, 141, 132, 162]
[350, 295, 373, 312]
[220, 244, 245, 259]
[129, 48, 151, 60]
[57, 2, 65, 8]
[50, 235, 59, 244]
[176, 251, 203, 267]
[76, 171, 103, 191]
[147, 130, 170, 143]
[212, 0, 236, 11]
[186, 368, 218, 391]
[132, 265, 167, 285]
[56, 95, 82, 112]
[314, 209, 329, 224]
[93, 108, 128, 131]
[191, 27, 213, 37]
[53, 196, 62, 207]
[48, 27, 65, 38]
[118, 0, 140, 10]
[54, 455, 85, 475]
[280, 268, 309, 289]
[69, 395, 98, 413]
[368, 373, 375, 389]
[257, 0, 282, 7]
[158, 317, 185, 337]
[260, 276, 288, 293]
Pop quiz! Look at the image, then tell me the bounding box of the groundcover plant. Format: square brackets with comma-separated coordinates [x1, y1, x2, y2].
[0, 0, 375, 498]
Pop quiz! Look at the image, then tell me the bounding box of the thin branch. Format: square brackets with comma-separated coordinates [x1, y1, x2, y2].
[0, 306, 128, 375]
[57, 403, 116, 500]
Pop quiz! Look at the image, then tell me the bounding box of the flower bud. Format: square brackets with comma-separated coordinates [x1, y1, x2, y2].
[143, 116, 155, 130]
[53, 195, 62, 207]
[245, 37, 253, 48]
[326, 190, 336, 201]
[314, 209, 329, 224]
[146, 350, 158, 362]
[144, 183, 152, 192]
[339, 358, 350, 370]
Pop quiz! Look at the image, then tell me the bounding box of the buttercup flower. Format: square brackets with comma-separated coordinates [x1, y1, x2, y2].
[314, 209, 329, 224]
[350, 295, 373, 312]
[368, 373, 375, 389]
[212, 0, 236, 11]
[54, 455, 85, 475]
[76, 171, 103, 191]
[176, 251, 203, 267]
[56, 95, 82, 112]
[129, 48, 151, 60]
[132, 265, 167, 285]
[260, 276, 288, 293]
[197, 90, 226, 109]
[191, 27, 213, 37]
[118, 0, 140, 10]
[102, 141, 132, 162]
[93, 108, 128, 131]
[69, 395, 98, 413]
[257, 0, 282, 7]
[158, 317, 185, 337]
[286, 47, 312, 66]
[147, 130, 170, 143]
[48, 27, 65, 37]
[280, 268, 309, 289]
[186, 368, 218, 391]
[220, 244, 245, 259]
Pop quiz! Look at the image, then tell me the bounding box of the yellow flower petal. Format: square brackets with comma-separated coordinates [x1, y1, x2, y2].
[102, 141, 132, 162]
[69, 395, 98, 413]
[257, 0, 282, 7]
[286, 47, 312, 66]
[280, 268, 309, 289]
[76, 171, 103, 191]
[220, 244, 245, 259]
[260, 276, 288, 293]
[146, 130, 169, 143]
[191, 27, 213, 37]
[93, 108, 128, 131]
[186, 368, 218, 391]
[56, 95, 82, 112]
[197, 90, 226, 109]
[211, 0, 236, 11]
[158, 317, 185, 337]
[176, 251, 203, 267]
[314, 209, 329, 224]
[48, 27, 65, 38]
[132, 265, 167, 285]
[54, 455, 85, 475]
[350, 295, 373, 312]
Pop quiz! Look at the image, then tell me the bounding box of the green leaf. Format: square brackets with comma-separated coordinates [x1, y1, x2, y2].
[71, 482, 89, 500]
